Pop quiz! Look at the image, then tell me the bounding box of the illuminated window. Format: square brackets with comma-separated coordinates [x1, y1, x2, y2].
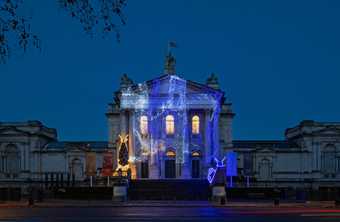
[192, 151, 200, 157]
[140, 115, 148, 136]
[165, 115, 175, 135]
[192, 115, 200, 135]
[166, 150, 176, 158]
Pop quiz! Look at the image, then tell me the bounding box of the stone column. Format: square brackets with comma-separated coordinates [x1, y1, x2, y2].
[212, 111, 221, 159]
[204, 110, 212, 163]
[20, 145, 25, 171]
[149, 110, 160, 179]
[120, 110, 128, 135]
[149, 144, 160, 179]
[181, 111, 191, 179]
[128, 110, 137, 179]
[107, 108, 120, 171]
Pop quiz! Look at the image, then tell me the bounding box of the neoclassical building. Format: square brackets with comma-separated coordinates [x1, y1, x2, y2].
[1, 53, 340, 189]
[106, 54, 234, 179]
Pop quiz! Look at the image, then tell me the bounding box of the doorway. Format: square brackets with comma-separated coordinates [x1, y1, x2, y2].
[191, 159, 200, 178]
[165, 159, 176, 178]
[141, 161, 149, 178]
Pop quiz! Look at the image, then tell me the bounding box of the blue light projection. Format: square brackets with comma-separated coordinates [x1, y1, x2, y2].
[226, 151, 237, 187]
[207, 157, 226, 184]
[226, 151, 237, 176]
[120, 74, 223, 178]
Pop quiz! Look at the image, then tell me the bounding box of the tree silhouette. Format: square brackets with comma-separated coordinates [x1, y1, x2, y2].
[0, 0, 127, 63]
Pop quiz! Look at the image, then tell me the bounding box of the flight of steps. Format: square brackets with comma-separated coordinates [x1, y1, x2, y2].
[128, 179, 210, 200]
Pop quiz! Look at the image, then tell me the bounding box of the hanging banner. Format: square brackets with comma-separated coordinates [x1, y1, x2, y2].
[85, 152, 96, 176]
[243, 152, 253, 176]
[226, 151, 237, 176]
[101, 150, 113, 176]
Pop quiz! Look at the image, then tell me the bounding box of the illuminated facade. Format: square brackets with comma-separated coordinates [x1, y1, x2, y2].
[106, 53, 235, 179]
[0, 52, 340, 190]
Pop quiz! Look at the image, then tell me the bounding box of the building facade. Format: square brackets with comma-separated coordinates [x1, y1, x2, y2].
[1, 54, 340, 189]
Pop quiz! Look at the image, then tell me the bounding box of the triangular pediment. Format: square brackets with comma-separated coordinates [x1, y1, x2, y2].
[0, 127, 30, 136]
[127, 74, 222, 95]
[312, 126, 340, 136]
[120, 74, 224, 109]
[256, 147, 275, 153]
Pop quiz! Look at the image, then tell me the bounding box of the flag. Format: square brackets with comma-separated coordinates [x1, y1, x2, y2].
[169, 41, 177, 48]
[101, 150, 113, 176]
[85, 152, 96, 176]
[244, 152, 253, 176]
[226, 151, 237, 176]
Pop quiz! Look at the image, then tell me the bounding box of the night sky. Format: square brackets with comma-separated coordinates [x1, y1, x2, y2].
[1, 0, 340, 141]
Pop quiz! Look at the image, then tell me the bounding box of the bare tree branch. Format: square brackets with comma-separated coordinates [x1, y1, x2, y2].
[0, 0, 127, 63]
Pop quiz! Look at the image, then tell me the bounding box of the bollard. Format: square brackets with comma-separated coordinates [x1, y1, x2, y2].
[335, 198, 340, 206]
[212, 186, 226, 205]
[113, 180, 128, 202]
[28, 197, 34, 206]
[220, 196, 226, 205]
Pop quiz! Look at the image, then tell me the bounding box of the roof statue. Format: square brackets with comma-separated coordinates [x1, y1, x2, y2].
[164, 52, 176, 75]
[164, 41, 177, 75]
[120, 73, 133, 89]
[206, 73, 219, 89]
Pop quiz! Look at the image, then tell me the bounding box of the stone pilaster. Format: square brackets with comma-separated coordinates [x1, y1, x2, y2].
[204, 110, 212, 165]
[128, 110, 137, 179]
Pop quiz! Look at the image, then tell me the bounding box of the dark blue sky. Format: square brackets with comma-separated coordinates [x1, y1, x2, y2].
[1, 0, 340, 141]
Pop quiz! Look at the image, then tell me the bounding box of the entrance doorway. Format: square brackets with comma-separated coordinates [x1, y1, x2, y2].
[191, 159, 200, 178]
[141, 161, 149, 178]
[165, 159, 176, 178]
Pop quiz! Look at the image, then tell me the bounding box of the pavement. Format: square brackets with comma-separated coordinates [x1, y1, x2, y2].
[0, 205, 340, 221]
[0, 199, 338, 208]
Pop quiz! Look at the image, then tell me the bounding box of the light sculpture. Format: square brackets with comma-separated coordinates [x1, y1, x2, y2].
[119, 73, 223, 179]
[207, 157, 226, 184]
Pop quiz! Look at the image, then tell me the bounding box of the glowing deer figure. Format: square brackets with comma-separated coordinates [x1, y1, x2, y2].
[214, 157, 226, 168]
[207, 157, 226, 184]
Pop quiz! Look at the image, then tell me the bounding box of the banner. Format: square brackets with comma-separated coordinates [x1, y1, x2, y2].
[243, 152, 253, 176]
[85, 152, 96, 176]
[101, 150, 113, 176]
[226, 151, 237, 176]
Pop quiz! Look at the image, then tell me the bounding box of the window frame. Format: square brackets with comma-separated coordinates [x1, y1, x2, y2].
[140, 115, 148, 136]
[165, 114, 175, 135]
[191, 115, 200, 135]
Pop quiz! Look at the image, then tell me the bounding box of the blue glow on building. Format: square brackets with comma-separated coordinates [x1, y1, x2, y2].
[111, 55, 234, 179]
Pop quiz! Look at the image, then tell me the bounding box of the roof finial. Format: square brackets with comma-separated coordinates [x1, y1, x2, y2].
[164, 41, 177, 75]
[120, 73, 133, 89]
[206, 73, 219, 89]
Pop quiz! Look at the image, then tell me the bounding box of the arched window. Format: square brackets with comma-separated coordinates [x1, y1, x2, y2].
[140, 115, 148, 136]
[259, 158, 271, 180]
[321, 144, 337, 175]
[166, 150, 176, 158]
[71, 158, 83, 180]
[191, 151, 201, 157]
[192, 115, 200, 135]
[0, 144, 20, 178]
[165, 115, 175, 135]
[0, 147, 5, 173]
